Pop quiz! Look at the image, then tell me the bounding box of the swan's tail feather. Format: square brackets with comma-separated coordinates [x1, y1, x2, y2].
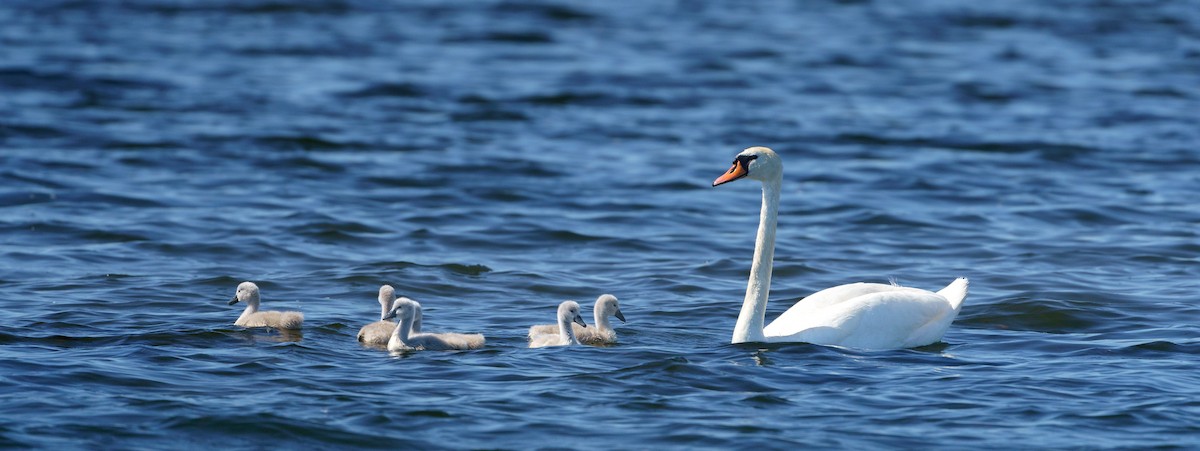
[936, 277, 969, 311]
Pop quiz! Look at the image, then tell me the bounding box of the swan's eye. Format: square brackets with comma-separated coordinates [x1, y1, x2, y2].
[733, 154, 758, 174]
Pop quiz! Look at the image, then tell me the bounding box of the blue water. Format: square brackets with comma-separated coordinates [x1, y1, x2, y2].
[3, 0, 1200, 448]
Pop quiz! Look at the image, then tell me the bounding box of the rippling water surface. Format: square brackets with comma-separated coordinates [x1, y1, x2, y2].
[2, 0, 1199, 448]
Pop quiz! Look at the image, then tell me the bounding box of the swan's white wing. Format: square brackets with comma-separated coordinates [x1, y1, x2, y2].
[358, 320, 396, 344]
[403, 332, 485, 351]
[575, 326, 617, 345]
[238, 310, 304, 330]
[764, 282, 913, 335]
[765, 288, 956, 349]
[528, 324, 557, 338]
[528, 332, 568, 348]
[531, 324, 612, 343]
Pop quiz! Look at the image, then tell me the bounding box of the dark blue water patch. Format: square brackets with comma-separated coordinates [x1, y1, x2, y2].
[828, 132, 1100, 159]
[442, 30, 556, 45]
[517, 90, 681, 108]
[114, 0, 389, 15]
[953, 81, 1021, 104]
[487, 2, 598, 23]
[959, 296, 1130, 335]
[337, 82, 430, 99]
[162, 413, 427, 449]
[1133, 86, 1192, 98]
[3, 221, 144, 247]
[0, 191, 59, 208]
[251, 136, 365, 153]
[1104, 339, 1200, 356]
[0, 122, 69, 142]
[0, 67, 175, 93]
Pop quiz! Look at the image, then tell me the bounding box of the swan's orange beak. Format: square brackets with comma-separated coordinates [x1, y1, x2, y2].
[713, 159, 748, 186]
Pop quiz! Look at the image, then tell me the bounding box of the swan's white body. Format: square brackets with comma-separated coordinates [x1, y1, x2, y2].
[528, 294, 625, 345]
[529, 301, 588, 348]
[384, 300, 484, 351]
[358, 285, 421, 344]
[713, 147, 968, 349]
[229, 281, 304, 330]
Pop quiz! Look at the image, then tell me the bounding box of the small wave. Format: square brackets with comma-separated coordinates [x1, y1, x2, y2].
[0, 122, 65, 141]
[1132, 87, 1190, 98]
[337, 82, 429, 99]
[347, 260, 492, 277]
[1125, 340, 1200, 355]
[0, 67, 174, 92]
[488, 3, 596, 22]
[449, 109, 530, 122]
[71, 191, 167, 208]
[848, 211, 938, 228]
[0, 191, 58, 208]
[163, 413, 429, 449]
[1015, 206, 1132, 227]
[120, 1, 356, 15]
[961, 297, 1127, 334]
[254, 136, 355, 152]
[830, 132, 1098, 159]
[517, 91, 674, 107]
[441, 263, 493, 276]
[442, 30, 555, 45]
[288, 219, 389, 243]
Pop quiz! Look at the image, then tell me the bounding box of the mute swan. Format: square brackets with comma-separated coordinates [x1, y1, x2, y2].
[528, 295, 625, 345]
[712, 146, 968, 349]
[529, 301, 589, 348]
[228, 281, 304, 330]
[383, 299, 485, 351]
[358, 285, 423, 344]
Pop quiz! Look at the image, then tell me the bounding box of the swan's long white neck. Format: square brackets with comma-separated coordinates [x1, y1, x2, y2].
[237, 297, 260, 323]
[560, 314, 580, 345]
[379, 297, 393, 321]
[412, 307, 422, 334]
[392, 310, 414, 344]
[732, 178, 780, 343]
[593, 307, 610, 331]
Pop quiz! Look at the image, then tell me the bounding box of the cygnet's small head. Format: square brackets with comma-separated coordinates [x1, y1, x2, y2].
[560, 301, 587, 328]
[378, 285, 396, 306]
[712, 146, 782, 187]
[597, 294, 626, 323]
[229, 281, 260, 306]
[384, 299, 420, 322]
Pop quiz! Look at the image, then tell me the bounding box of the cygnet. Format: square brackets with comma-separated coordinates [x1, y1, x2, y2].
[528, 300, 588, 348]
[529, 294, 624, 345]
[384, 299, 484, 351]
[228, 281, 303, 330]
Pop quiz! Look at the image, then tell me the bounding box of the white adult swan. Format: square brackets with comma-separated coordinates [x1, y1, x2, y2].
[357, 285, 422, 344]
[383, 299, 484, 351]
[528, 301, 588, 348]
[712, 146, 968, 349]
[528, 295, 625, 345]
[228, 281, 304, 330]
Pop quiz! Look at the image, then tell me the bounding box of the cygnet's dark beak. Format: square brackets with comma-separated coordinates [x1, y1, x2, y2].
[574, 315, 588, 328]
[614, 309, 626, 323]
[383, 310, 397, 321]
[228, 295, 240, 306]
